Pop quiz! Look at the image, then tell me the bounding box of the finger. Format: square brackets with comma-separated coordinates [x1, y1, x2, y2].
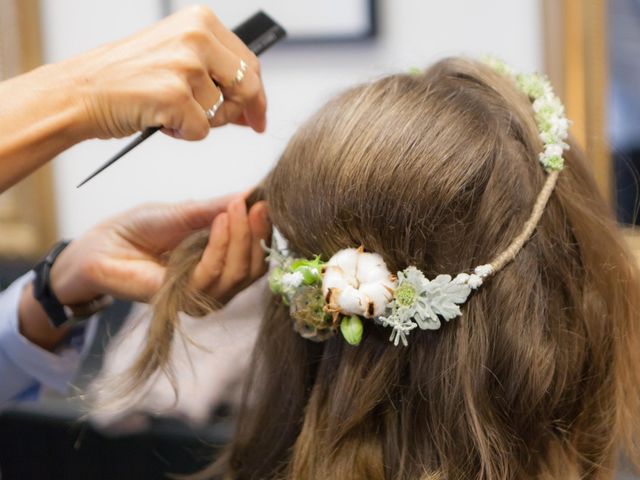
[222, 70, 266, 133]
[177, 194, 237, 231]
[201, 18, 267, 132]
[191, 213, 229, 291]
[194, 6, 262, 81]
[248, 201, 272, 280]
[99, 257, 166, 303]
[190, 70, 224, 127]
[231, 112, 250, 127]
[216, 197, 252, 295]
[208, 99, 242, 128]
[164, 96, 210, 140]
[189, 31, 266, 132]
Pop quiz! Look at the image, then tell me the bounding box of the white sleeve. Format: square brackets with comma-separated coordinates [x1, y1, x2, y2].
[0, 272, 86, 405]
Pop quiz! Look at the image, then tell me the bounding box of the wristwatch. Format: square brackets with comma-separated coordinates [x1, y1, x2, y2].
[32, 240, 111, 328]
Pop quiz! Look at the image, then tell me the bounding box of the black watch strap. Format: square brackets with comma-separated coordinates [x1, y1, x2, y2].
[32, 240, 72, 328]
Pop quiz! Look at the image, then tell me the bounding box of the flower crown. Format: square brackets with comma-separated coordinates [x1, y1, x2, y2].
[264, 58, 569, 347]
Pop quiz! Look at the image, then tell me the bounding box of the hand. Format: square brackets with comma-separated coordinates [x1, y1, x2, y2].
[56, 5, 266, 140]
[49, 196, 271, 306]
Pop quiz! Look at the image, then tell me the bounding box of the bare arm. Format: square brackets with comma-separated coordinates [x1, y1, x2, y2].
[0, 5, 266, 193]
[0, 64, 91, 191]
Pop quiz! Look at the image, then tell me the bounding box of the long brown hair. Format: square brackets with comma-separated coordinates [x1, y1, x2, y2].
[136, 58, 640, 479]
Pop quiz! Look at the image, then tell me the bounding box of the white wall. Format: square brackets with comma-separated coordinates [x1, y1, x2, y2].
[39, 0, 542, 237]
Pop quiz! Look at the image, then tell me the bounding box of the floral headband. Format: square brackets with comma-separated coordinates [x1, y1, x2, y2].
[264, 58, 569, 347]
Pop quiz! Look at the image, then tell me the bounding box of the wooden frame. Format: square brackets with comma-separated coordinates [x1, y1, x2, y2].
[0, 0, 57, 259]
[542, 0, 640, 254]
[543, 0, 610, 201]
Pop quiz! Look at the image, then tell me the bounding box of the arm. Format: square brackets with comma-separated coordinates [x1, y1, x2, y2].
[0, 272, 87, 404]
[0, 65, 90, 191]
[14, 195, 270, 350]
[0, 5, 266, 192]
[0, 195, 269, 404]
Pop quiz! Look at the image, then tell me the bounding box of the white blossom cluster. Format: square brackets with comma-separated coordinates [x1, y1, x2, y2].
[484, 57, 569, 172]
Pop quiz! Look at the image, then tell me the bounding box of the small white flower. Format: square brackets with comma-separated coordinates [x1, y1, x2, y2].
[379, 314, 417, 347]
[467, 274, 483, 290]
[474, 264, 494, 278]
[482, 56, 516, 78]
[544, 143, 564, 158]
[516, 73, 552, 100]
[282, 271, 304, 290]
[323, 248, 395, 318]
[533, 95, 564, 116]
[549, 116, 569, 138]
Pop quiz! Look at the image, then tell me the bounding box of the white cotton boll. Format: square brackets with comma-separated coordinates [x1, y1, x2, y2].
[323, 265, 350, 294]
[356, 253, 389, 283]
[336, 286, 366, 316]
[323, 248, 395, 318]
[359, 282, 394, 317]
[327, 249, 359, 274]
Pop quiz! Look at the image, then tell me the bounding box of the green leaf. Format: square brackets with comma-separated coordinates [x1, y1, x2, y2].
[291, 256, 324, 285]
[340, 315, 363, 346]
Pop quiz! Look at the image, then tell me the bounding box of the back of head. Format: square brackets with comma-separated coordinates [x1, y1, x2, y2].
[219, 58, 640, 479]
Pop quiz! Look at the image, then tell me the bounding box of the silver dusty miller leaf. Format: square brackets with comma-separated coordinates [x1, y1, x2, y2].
[413, 274, 472, 330]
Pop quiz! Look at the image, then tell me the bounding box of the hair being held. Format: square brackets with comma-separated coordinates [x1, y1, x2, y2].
[103, 58, 640, 479]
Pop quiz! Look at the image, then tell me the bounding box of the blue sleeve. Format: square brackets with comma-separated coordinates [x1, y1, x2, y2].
[0, 272, 89, 406]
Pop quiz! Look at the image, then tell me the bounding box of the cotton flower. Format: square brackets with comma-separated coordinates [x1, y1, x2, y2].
[323, 248, 395, 319]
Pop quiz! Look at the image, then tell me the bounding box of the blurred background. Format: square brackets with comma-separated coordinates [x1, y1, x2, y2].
[1, 0, 638, 479]
[2, 0, 546, 253]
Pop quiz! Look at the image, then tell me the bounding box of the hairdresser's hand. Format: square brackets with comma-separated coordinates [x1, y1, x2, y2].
[53, 5, 266, 140]
[189, 197, 271, 304]
[47, 196, 271, 306]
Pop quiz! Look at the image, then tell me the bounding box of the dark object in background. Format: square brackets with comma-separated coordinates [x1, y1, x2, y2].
[0, 258, 32, 290]
[0, 407, 231, 480]
[0, 264, 233, 479]
[614, 150, 640, 225]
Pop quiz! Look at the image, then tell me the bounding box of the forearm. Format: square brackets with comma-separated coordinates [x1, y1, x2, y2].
[0, 272, 91, 404]
[0, 63, 91, 192]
